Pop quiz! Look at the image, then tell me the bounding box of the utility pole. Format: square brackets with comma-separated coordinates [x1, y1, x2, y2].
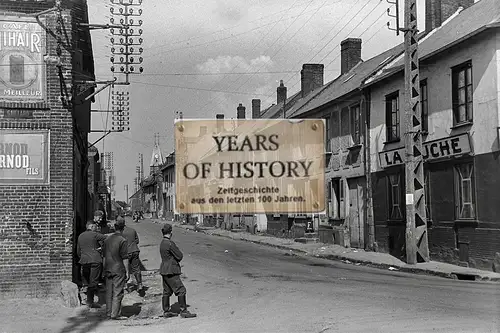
[124, 184, 129, 205]
[402, 0, 429, 264]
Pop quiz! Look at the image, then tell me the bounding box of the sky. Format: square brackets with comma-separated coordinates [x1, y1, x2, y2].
[87, 0, 426, 202]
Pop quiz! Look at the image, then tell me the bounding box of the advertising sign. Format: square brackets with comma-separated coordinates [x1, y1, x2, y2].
[0, 16, 46, 102]
[175, 119, 325, 214]
[0, 130, 49, 184]
[378, 133, 472, 168]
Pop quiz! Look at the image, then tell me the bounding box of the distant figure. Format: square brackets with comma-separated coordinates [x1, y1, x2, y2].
[102, 218, 130, 320]
[77, 221, 107, 308]
[94, 210, 107, 233]
[159, 223, 196, 318]
[120, 216, 144, 291]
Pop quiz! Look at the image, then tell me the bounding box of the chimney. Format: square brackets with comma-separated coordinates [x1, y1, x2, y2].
[216, 113, 224, 133]
[237, 103, 246, 119]
[252, 99, 261, 119]
[301, 64, 324, 98]
[340, 38, 362, 75]
[277, 80, 287, 104]
[425, 0, 474, 32]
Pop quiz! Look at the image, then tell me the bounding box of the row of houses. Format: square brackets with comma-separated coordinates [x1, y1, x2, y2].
[134, 0, 500, 272]
[249, 0, 499, 270]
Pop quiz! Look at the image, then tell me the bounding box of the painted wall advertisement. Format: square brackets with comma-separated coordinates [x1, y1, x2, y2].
[175, 119, 325, 214]
[0, 130, 49, 184]
[0, 16, 46, 101]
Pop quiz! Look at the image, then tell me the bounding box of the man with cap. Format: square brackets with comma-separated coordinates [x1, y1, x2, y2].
[102, 217, 130, 320]
[77, 220, 107, 308]
[120, 216, 144, 291]
[160, 223, 196, 318]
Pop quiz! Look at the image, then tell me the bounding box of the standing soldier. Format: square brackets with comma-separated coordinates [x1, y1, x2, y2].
[160, 223, 196, 318]
[102, 217, 130, 320]
[120, 216, 144, 291]
[77, 221, 107, 308]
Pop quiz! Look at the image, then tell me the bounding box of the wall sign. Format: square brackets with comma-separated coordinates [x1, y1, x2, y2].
[0, 129, 49, 184]
[0, 16, 46, 102]
[2, 109, 33, 118]
[175, 119, 325, 214]
[379, 133, 472, 168]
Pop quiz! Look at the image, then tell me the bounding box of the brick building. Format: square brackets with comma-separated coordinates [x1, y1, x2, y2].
[0, 0, 95, 296]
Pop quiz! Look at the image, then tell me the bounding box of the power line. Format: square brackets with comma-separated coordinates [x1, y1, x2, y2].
[185, 0, 306, 117]
[318, 0, 383, 64]
[137, 70, 302, 76]
[156, 0, 320, 48]
[146, 0, 338, 55]
[232, 0, 334, 94]
[128, 80, 273, 97]
[263, 0, 387, 106]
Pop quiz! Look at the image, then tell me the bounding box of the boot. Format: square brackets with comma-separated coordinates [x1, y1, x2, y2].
[162, 296, 178, 318]
[135, 273, 143, 291]
[86, 288, 101, 308]
[178, 295, 196, 318]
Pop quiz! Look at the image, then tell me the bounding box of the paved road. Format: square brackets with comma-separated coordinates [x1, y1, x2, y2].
[5, 218, 497, 333]
[119, 218, 500, 333]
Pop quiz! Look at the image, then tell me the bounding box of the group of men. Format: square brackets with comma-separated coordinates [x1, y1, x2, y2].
[77, 212, 196, 320]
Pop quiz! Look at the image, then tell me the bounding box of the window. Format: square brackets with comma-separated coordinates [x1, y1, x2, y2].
[452, 62, 473, 125]
[350, 104, 361, 145]
[385, 92, 400, 142]
[455, 162, 475, 219]
[338, 105, 361, 147]
[329, 178, 345, 219]
[387, 172, 403, 220]
[325, 116, 331, 151]
[420, 80, 428, 133]
[9, 55, 24, 84]
[424, 169, 431, 221]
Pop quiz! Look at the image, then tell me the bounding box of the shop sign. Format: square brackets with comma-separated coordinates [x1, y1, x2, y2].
[3, 109, 33, 118]
[0, 129, 49, 184]
[379, 133, 472, 168]
[175, 119, 325, 214]
[0, 16, 46, 102]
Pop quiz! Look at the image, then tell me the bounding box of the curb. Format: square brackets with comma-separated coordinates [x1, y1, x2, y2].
[174, 223, 500, 283]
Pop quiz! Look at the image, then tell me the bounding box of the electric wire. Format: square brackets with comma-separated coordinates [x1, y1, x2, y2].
[231, 0, 335, 95]
[182, 0, 307, 117]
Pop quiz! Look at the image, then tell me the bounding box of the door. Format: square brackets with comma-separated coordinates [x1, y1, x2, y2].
[348, 177, 365, 248]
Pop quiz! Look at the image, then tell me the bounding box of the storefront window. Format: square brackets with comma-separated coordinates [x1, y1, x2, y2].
[420, 79, 428, 133]
[455, 162, 475, 219]
[424, 169, 431, 221]
[330, 178, 345, 220]
[388, 172, 402, 220]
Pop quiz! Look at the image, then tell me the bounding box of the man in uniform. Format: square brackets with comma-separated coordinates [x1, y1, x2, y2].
[160, 223, 196, 318]
[77, 221, 107, 308]
[102, 218, 130, 320]
[120, 216, 144, 291]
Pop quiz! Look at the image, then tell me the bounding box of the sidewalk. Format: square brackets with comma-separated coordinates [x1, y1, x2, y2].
[167, 221, 500, 283]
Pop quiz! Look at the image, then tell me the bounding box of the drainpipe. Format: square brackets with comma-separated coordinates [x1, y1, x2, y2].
[361, 87, 375, 251]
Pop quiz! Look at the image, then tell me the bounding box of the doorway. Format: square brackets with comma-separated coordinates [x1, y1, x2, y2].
[347, 177, 365, 248]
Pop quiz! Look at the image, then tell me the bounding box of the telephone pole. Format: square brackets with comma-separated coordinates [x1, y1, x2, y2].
[402, 0, 429, 264]
[124, 184, 129, 205]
